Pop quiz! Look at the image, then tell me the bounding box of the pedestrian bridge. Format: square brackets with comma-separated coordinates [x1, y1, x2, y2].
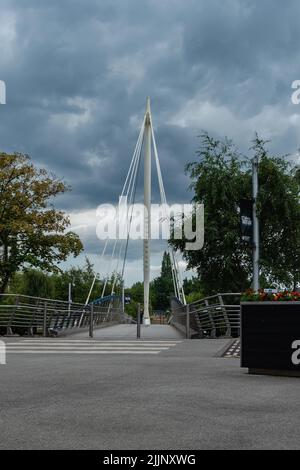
[0, 292, 242, 340]
[0, 293, 128, 337]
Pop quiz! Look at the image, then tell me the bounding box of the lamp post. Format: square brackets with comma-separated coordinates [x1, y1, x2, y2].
[68, 278, 75, 316]
[252, 156, 260, 291]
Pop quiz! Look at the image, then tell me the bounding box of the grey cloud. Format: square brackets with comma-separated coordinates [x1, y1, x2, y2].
[1, 0, 300, 281]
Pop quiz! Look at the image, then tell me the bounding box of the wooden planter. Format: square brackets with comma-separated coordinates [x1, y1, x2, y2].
[241, 302, 300, 377]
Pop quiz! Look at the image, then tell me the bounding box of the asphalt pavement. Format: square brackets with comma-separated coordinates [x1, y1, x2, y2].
[1, 325, 300, 450]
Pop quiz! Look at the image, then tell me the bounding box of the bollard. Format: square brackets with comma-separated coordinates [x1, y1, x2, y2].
[0, 340, 6, 365]
[43, 302, 48, 337]
[137, 303, 141, 339]
[89, 304, 94, 338]
[186, 304, 190, 339]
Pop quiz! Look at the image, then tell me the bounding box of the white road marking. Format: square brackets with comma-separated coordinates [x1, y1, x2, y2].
[6, 346, 170, 350]
[19, 340, 182, 343]
[9, 341, 179, 345]
[5, 339, 181, 355]
[6, 350, 161, 355]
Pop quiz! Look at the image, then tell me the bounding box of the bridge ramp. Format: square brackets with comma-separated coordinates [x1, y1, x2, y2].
[70, 324, 183, 341]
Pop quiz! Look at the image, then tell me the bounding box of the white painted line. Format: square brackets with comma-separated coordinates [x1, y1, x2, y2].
[19, 340, 182, 343]
[14, 341, 179, 344]
[6, 346, 170, 350]
[8, 343, 177, 347]
[6, 350, 161, 354]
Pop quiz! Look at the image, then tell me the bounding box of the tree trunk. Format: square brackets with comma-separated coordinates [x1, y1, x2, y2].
[0, 276, 10, 295]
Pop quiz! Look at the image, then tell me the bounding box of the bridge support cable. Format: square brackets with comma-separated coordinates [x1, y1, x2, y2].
[86, 117, 146, 304]
[151, 124, 186, 305]
[120, 137, 143, 282]
[102, 140, 143, 296]
[84, 237, 109, 306]
[152, 133, 182, 302]
[109, 118, 145, 297]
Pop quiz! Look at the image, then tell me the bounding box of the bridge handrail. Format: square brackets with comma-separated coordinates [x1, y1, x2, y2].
[188, 292, 241, 306]
[0, 293, 87, 308]
[170, 293, 241, 338]
[0, 293, 125, 336]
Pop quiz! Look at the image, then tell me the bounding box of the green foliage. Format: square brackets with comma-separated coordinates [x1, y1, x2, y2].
[7, 258, 111, 303]
[183, 277, 204, 303]
[124, 282, 145, 319]
[21, 269, 55, 299]
[124, 299, 139, 319]
[124, 252, 175, 314]
[170, 132, 300, 295]
[0, 153, 83, 293]
[53, 258, 100, 304]
[151, 252, 174, 310]
[254, 136, 300, 288]
[128, 281, 144, 304]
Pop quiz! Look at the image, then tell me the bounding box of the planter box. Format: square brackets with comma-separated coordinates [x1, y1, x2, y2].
[241, 302, 300, 377]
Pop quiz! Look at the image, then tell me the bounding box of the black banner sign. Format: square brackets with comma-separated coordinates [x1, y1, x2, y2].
[240, 199, 253, 246]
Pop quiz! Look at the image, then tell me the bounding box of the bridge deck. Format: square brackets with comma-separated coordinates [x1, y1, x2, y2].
[71, 324, 183, 341]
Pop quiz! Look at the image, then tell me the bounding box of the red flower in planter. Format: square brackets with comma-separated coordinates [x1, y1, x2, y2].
[242, 290, 300, 302]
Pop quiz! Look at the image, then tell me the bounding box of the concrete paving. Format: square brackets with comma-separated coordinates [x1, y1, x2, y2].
[1, 329, 300, 450]
[73, 324, 184, 340]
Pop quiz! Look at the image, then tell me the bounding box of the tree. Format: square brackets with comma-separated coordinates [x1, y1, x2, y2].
[151, 252, 174, 310]
[21, 269, 55, 299]
[170, 133, 300, 295]
[254, 136, 300, 288]
[8, 259, 107, 303]
[129, 281, 145, 304]
[52, 257, 104, 304]
[170, 133, 251, 294]
[0, 153, 83, 293]
[183, 277, 204, 303]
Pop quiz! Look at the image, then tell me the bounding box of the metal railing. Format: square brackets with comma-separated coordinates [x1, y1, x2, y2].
[0, 294, 129, 336]
[170, 293, 241, 339]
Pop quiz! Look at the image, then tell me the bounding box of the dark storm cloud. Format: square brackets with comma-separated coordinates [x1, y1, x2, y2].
[1, 0, 300, 273]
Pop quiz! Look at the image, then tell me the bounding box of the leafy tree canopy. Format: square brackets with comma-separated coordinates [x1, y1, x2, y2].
[0, 153, 83, 293]
[151, 251, 174, 311]
[170, 133, 300, 295]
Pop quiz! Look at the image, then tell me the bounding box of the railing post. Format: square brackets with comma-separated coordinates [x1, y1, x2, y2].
[89, 304, 94, 338]
[205, 299, 216, 338]
[186, 304, 190, 339]
[43, 302, 48, 337]
[137, 303, 141, 339]
[7, 295, 19, 336]
[218, 294, 231, 337]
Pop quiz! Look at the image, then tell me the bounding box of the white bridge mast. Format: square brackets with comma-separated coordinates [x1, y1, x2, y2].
[143, 97, 151, 326]
[87, 98, 185, 315]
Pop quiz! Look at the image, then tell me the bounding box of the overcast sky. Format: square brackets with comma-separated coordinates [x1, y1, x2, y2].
[1, 0, 300, 285]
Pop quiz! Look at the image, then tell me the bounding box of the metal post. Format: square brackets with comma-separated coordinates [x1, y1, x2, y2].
[252, 156, 260, 291]
[143, 97, 151, 326]
[121, 280, 125, 315]
[43, 302, 48, 337]
[137, 303, 141, 339]
[68, 282, 72, 316]
[218, 294, 231, 337]
[186, 304, 190, 339]
[89, 303, 94, 338]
